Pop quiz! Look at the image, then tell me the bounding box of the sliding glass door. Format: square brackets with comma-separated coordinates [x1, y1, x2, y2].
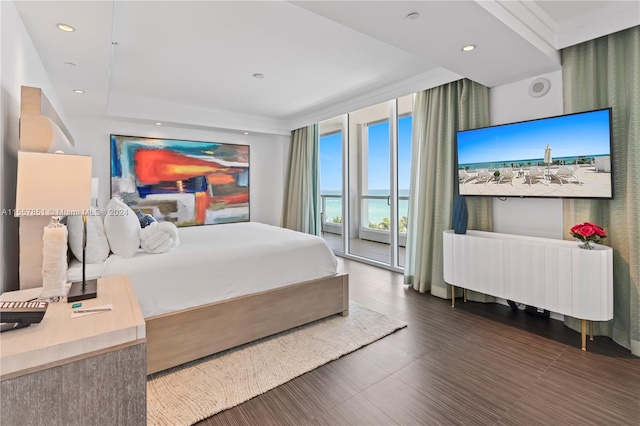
[318, 96, 413, 271]
[348, 102, 392, 264]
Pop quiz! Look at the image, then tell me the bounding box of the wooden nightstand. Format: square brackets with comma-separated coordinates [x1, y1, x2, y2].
[1, 275, 146, 425]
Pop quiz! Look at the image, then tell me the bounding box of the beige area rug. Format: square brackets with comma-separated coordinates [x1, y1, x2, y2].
[147, 302, 407, 425]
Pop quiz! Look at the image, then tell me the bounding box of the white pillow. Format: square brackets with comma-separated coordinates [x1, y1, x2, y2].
[103, 198, 141, 258]
[67, 207, 110, 264]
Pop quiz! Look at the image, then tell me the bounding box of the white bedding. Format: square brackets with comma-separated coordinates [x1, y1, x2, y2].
[67, 260, 104, 282]
[70, 222, 338, 318]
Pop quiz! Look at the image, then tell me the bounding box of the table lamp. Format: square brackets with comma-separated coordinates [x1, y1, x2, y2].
[15, 151, 92, 302]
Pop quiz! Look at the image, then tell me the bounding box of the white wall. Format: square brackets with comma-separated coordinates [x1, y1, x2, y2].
[0, 1, 70, 293]
[69, 118, 289, 227]
[489, 70, 565, 239]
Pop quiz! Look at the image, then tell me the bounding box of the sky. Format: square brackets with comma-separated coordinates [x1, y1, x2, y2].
[319, 115, 412, 191]
[457, 109, 611, 165]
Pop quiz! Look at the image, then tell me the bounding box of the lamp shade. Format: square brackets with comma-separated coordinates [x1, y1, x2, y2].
[16, 151, 92, 216]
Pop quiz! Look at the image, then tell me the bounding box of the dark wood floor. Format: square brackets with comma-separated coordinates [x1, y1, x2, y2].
[199, 258, 639, 425]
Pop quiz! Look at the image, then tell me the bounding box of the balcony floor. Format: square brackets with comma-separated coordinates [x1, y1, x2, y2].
[322, 232, 406, 267]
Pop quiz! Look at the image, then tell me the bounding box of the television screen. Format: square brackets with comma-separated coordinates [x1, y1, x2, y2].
[456, 108, 613, 199]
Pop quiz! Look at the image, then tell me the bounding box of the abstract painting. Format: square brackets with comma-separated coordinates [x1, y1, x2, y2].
[111, 135, 249, 226]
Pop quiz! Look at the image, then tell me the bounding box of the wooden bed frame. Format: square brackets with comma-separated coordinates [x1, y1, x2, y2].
[145, 273, 349, 375]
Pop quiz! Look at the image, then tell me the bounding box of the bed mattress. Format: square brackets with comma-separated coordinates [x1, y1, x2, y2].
[72, 222, 338, 318]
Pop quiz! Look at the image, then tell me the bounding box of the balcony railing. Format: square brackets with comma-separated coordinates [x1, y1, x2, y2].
[320, 194, 409, 245]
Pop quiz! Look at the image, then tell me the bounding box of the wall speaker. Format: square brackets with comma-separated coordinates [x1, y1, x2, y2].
[528, 78, 550, 98]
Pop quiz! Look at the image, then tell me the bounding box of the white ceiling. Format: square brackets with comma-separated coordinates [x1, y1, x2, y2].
[12, 1, 639, 135]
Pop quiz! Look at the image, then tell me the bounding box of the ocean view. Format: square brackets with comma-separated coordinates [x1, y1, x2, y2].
[459, 154, 609, 171]
[321, 189, 409, 225]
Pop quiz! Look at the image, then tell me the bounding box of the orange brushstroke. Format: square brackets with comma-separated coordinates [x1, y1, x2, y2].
[134, 149, 242, 184]
[195, 192, 209, 224]
[207, 174, 236, 185]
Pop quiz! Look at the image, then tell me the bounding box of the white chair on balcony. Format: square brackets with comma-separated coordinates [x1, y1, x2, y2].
[552, 166, 583, 185]
[497, 168, 515, 185]
[458, 170, 477, 185]
[527, 167, 547, 186]
[476, 169, 492, 184]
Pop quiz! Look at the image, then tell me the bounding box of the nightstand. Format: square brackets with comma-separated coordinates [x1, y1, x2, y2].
[0, 275, 146, 425]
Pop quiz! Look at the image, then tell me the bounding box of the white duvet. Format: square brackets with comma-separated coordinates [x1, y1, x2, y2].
[97, 222, 338, 318]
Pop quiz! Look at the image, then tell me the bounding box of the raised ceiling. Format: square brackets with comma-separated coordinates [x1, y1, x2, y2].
[12, 1, 639, 135]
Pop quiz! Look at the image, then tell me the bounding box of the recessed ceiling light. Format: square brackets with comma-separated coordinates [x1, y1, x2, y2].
[252, 73, 265, 79]
[243, 132, 249, 135]
[57, 23, 75, 32]
[155, 122, 162, 126]
[462, 45, 476, 52]
[406, 12, 420, 21]
[64, 62, 76, 67]
[73, 89, 84, 94]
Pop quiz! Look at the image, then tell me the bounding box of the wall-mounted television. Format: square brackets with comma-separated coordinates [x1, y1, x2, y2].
[456, 108, 613, 199]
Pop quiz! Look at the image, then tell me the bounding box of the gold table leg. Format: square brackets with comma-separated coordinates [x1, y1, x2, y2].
[581, 319, 587, 351]
[451, 285, 455, 308]
[463, 289, 467, 303]
[589, 320, 594, 341]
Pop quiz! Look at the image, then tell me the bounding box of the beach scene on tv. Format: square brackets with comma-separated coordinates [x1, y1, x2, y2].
[457, 109, 612, 198]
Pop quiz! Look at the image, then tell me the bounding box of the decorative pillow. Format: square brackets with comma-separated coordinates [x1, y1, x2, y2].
[66, 207, 110, 264]
[139, 221, 180, 254]
[136, 210, 157, 228]
[103, 198, 141, 258]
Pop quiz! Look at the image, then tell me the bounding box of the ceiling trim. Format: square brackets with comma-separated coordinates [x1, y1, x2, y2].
[106, 93, 292, 136]
[286, 67, 462, 131]
[475, 0, 559, 60]
[555, 2, 640, 49]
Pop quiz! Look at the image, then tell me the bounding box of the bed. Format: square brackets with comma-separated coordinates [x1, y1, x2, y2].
[68, 222, 348, 374]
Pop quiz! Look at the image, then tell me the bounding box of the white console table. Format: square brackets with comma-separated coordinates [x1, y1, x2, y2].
[443, 230, 613, 351]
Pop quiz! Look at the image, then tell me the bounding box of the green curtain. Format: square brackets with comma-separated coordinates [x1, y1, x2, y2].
[281, 125, 320, 235]
[561, 26, 640, 356]
[404, 79, 492, 299]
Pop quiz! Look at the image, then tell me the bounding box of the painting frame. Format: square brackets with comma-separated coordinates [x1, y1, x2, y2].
[110, 134, 250, 227]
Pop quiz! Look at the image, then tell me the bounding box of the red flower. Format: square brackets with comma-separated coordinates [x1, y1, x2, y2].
[576, 225, 595, 237]
[583, 222, 606, 235]
[570, 222, 607, 243]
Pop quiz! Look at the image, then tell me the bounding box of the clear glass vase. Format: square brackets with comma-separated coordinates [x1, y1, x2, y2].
[577, 240, 596, 250]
